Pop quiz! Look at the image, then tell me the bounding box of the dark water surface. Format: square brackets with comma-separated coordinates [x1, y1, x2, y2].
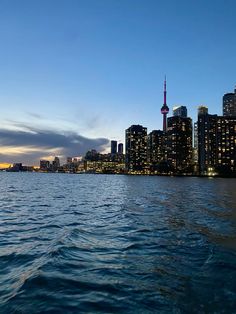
[0, 173, 236, 313]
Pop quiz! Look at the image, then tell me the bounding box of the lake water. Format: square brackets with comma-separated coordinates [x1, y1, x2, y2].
[0, 173, 236, 313]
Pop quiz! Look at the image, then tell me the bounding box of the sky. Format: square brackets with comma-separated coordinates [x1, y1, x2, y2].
[0, 0, 235, 165]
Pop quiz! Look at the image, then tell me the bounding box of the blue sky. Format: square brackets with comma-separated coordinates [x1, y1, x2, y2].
[0, 0, 235, 164]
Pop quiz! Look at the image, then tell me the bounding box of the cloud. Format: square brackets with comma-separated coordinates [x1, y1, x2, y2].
[0, 126, 109, 165]
[27, 112, 44, 119]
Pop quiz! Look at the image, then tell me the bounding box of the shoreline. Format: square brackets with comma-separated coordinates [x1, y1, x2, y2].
[1, 170, 236, 178]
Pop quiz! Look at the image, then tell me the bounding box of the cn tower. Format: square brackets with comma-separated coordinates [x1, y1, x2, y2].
[161, 77, 169, 132]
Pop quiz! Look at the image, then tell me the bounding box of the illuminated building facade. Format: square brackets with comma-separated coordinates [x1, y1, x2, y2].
[216, 116, 236, 174]
[147, 130, 164, 170]
[197, 105, 211, 174]
[223, 88, 236, 116]
[166, 116, 193, 172]
[125, 125, 147, 173]
[193, 122, 198, 172]
[198, 111, 218, 174]
[198, 109, 236, 175]
[84, 160, 125, 174]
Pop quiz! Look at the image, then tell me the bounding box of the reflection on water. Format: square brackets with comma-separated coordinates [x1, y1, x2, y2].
[0, 173, 236, 313]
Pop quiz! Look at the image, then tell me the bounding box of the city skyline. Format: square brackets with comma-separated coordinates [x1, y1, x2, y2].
[2, 83, 235, 168]
[0, 0, 236, 165]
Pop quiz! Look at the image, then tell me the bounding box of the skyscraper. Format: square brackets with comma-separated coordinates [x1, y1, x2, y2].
[166, 115, 192, 173]
[111, 140, 117, 155]
[118, 143, 123, 154]
[147, 130, 164, 169]
[173, 106, 187, 118]
[198, 107, 236, 175]
[223, 88, 236, 116]
[216, 116, 236, 174]
[197, 107, 217, 174]
[52, 156, 60, 171]
[161, 77, 169, 132]
[193, 122, 198, 172]
[125, 125, 147, 173]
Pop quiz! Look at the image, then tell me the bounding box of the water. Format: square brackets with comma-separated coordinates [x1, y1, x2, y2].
[0, 173, 236, 313]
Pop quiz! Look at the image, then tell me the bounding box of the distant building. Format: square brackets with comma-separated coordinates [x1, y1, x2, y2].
[173, 106, 187, 118]
[118, 143, 124, 154]
[84, 149, 99, 161]
[197, 107, 217, 175]
[198, 109, 236, 175]
[10, 163, 23, 172]
[111, 140, 117, 155]
[84, 160, 125, 174]
[52, 157, 60, 171]
[198, 105, 208, 116]
[125, 124, 147, 173]
[216, 116, 236, 174]
[193, 122, 198, 172]
[67, 157, 73, 164]
[7, 163, 33, 172]
[166, 115, 193, 173]
[40, 160, 50, 171]
[223, 88, 236, 116]
[147, 130, 164, 170]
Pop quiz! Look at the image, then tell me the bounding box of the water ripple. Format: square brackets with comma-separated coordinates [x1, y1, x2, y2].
[0, 173, 236, 313]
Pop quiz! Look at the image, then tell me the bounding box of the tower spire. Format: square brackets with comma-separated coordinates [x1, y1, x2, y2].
[164, 75, 167, 105]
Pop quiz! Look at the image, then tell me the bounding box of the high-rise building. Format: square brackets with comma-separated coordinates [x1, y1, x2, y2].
[147, 130, 164, 169]
[173, 106, 187, 118]
[198, 105, 208, 116]
[111, 140, 117, 155]
[161, 77, 169, 132]
[216, 116, 236, 174]
[197, 108, 217, 174]
[193, 122, 198, 172]
[118, 143, 123, 154]
[166, 116, 193, 173]
[223, 88, 236, 116]
[40, 160, 50, 171]
[198, 108, 236, 175]
[52, 157, 60, 170]
[125, 125, 147, 173]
